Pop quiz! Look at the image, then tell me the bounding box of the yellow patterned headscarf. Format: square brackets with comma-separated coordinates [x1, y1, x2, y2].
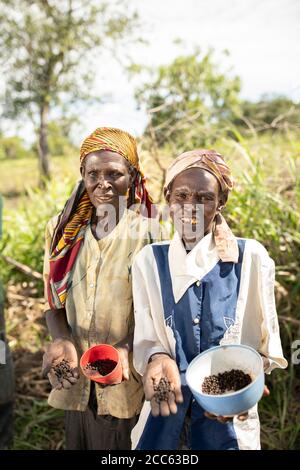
[47, 127, 155, 310]
[80, 127, 140, 170]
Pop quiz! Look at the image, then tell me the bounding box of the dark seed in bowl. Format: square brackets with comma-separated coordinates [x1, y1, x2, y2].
[202, 369, 252, 395]
[85, 359, 117, 376]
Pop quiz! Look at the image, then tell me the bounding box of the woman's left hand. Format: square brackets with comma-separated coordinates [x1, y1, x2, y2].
[115, 345, 130, 381]
[204, 384, 270, 424]
[115, 334, 133, 381]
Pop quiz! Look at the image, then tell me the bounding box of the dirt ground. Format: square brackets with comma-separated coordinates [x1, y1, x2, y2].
[5, 282, 64, 450]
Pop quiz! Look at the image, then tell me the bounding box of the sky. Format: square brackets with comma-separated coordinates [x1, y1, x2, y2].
[3, 0, 300, 143]
[80, 0, 300, 141]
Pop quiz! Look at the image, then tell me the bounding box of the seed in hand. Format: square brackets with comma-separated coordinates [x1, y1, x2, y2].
[52, 359, 77, 384]
[153, 377, 172, 404]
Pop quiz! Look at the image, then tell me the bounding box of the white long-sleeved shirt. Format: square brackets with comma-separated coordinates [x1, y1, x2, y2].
[131, 232, 287, 450]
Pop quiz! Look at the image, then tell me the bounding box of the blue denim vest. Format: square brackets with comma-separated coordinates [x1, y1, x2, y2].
[136, 239, 246, 450]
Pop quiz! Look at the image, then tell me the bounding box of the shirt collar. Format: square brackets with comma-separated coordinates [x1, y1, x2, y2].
[86, 207, 130, 244]
[168, 231, 220, 303]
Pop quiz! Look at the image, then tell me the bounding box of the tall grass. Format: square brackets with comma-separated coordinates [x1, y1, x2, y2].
[214, 133, 300, 449]
[12, 400, 64, 450]
[1, 130, 299, 449]
[0, 178, 76, 287]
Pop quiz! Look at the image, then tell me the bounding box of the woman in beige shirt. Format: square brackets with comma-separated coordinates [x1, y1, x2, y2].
[42, 127, 161, 450]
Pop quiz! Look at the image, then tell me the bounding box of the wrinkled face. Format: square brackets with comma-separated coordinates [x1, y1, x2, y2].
[80, 150, 133, 211]
[167, 168, 223, 247]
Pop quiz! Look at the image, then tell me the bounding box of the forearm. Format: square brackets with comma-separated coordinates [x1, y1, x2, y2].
[45, 308, 71, 341]
[148, 352, 172, 363]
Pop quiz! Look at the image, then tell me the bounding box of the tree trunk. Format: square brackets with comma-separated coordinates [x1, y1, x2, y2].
[38, 101, 50, 183]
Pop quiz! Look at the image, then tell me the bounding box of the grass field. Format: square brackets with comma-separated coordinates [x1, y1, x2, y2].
[0, 155, 81, 209]
[1, 131, 300, 449]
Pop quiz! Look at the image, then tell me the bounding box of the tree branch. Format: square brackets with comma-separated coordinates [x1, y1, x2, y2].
[0, 254, 43, 280]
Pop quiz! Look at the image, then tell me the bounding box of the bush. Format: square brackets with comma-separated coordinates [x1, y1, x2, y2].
[0, 135, 35, 161]
[0, 178, 76, 289]
[1, 129, 299, 449]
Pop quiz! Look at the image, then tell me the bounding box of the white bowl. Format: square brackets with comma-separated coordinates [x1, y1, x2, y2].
[186, 344, 264, 416]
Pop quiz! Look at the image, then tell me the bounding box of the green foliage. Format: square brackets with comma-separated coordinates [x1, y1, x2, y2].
[260, 341, 300, 450]
[11, 399, 64, 450]
[234, 96, 300, 132]
[0, 107, 299, 450]
[0, 0, 138, 117]
[0, 178, 75, 288]
[32, 120, 77, 158]
[135, 48, 241, 151]
[1, 131, 299, 449]
[0, 134, 35, 161]
[216, 133, 300, 450]
[208, 130, 300, 321]
[0, 0, 139, 179]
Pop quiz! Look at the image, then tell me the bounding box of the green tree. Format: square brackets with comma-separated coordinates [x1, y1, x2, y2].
[31, 118, 78, 158]
[135, 48, 241, 152]
[0, 0, 138, 181]
[0, 134, 35, 160]
[234, 96, 300, 132]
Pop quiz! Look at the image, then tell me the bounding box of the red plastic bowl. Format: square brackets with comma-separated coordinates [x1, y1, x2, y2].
[80, 344, 122, 385]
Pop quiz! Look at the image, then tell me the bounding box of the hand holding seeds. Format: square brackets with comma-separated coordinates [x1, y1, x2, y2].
[204, 379, 270, 424]
[143, 353, 183, 417]
[42, 338, 79, 390]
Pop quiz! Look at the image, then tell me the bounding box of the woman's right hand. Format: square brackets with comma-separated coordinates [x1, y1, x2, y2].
[42, 338, 79, 390]
[143, 353, 183, 417]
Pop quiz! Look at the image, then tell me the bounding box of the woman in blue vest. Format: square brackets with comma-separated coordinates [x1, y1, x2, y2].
[131, 149, 287, 450]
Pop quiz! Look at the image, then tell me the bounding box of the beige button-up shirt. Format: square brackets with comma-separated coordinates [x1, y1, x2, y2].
[43, 208, 164, 418]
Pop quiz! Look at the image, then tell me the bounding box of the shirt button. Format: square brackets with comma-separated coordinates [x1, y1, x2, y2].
[89, 283, 94, 288]
[196, 281, 201, 287]
[193, 318, 200, 325]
